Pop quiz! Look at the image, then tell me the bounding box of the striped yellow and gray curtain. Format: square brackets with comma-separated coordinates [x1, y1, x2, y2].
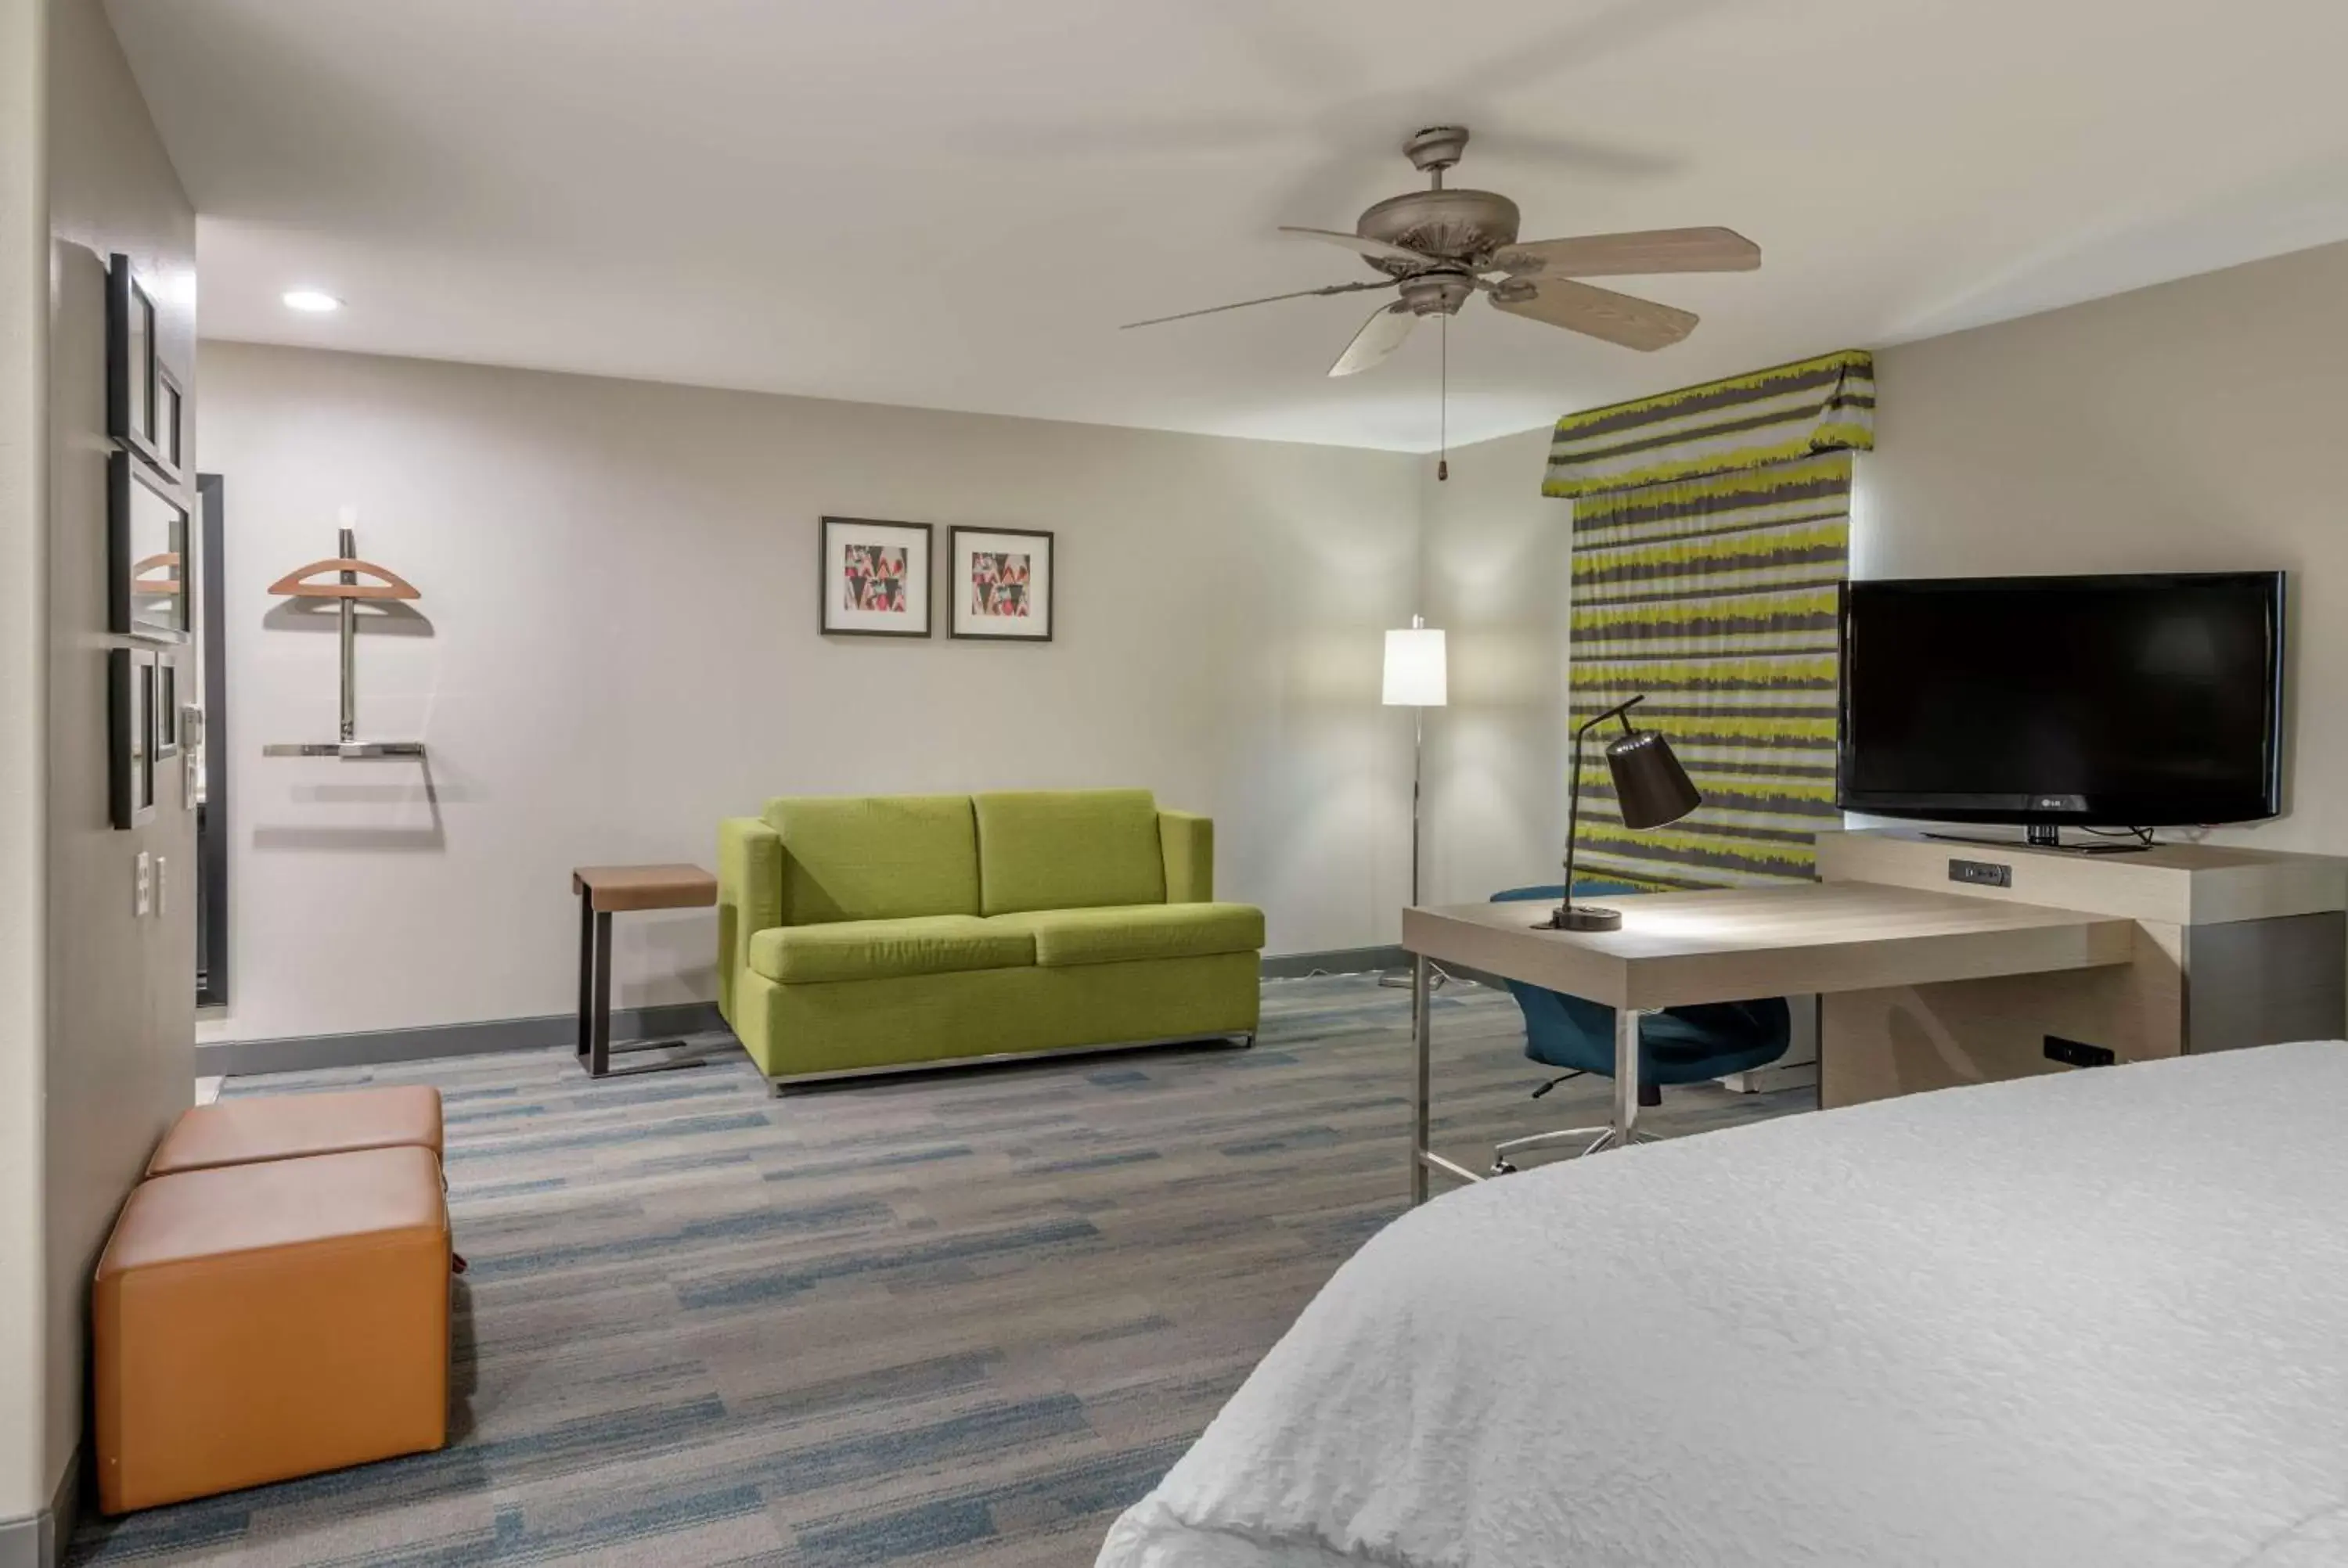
[1546, 351, 1874, 889]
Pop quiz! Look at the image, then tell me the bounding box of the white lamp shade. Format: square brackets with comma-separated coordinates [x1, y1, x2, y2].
[1382, 626, 1447, 707]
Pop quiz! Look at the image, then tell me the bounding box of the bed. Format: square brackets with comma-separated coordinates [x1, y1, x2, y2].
[1097, 1043, 2348, 1567]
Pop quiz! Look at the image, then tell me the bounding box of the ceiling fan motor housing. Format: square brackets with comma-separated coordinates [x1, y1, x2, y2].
[1397, 272, 1476, 317]
[1356, 189, 1522, 279]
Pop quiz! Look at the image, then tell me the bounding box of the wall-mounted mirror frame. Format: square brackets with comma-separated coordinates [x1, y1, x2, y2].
[110, 450, 190, 644]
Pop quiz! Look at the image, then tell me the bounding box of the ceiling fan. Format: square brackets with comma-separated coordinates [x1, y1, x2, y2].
[1123, 124, 1759, 376]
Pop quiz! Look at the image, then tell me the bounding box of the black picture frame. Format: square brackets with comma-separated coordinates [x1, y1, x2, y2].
[110, 449, 190, 644]
[106, 253, 178, 479]
[819, 516, 934, 638]
[152, 360, 186, 481]
[949, 526, 1056, 642]
[109, 647, 157, 830]
[155, 660, 179, 757]
[196, 473, 229, 1006]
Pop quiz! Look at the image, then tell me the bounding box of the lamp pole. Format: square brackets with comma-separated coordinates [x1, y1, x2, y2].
[1410, 700, 1424, 908]
[1381, 615, 1448, 990]
[1381, 694, 1449, 991]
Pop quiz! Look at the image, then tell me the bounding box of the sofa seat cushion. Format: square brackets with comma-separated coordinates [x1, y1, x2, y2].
[748, 915, 1034, 985]
[989, 902, 1265, 968]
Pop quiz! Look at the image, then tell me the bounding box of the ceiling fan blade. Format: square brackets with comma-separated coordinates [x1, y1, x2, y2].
[1491, 226, 1760, 278]
[1327, 303, 1417, 378]
[1490, 279, 1698, 351]
[1278, 225, 1448, 270]
[1121, 279, 1395, 330]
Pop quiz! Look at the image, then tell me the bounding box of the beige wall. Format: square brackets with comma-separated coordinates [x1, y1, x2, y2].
[1859, 239, 2348, 855]
[1417, 427, 1573, 904]
[33, 0, 197, 1529]
[0, 0, 52, 1534]
[196, 343, 1425, 1045]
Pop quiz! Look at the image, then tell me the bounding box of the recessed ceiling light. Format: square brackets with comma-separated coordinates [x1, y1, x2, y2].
[282, 290, 342, 313]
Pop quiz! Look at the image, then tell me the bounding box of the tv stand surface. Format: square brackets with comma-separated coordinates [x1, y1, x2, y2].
[1924, 829, 2150, 856]
[1814, 828, 2348, 1109]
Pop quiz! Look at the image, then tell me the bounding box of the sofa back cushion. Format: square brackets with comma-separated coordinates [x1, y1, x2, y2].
[762, 794, 979, 924]
[973, 789, 1167, 915]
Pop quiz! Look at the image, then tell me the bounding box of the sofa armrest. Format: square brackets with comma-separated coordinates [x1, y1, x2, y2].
[718, 817, 783, 1024]
[1159, 810, 1213, 903]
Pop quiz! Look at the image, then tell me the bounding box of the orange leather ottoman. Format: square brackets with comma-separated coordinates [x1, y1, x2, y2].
[94, 1145, 450, 1514]
[146, 1085, 443, 1177]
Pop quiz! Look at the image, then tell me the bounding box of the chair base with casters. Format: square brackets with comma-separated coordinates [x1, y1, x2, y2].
[1491, 1123, 1662, 1173]
[1487, 883, 1792, 1172]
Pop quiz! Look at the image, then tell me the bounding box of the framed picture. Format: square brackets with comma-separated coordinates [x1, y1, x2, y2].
[106, 253, 178, 480]
[109, 450, 190, 644]
[153, 361, 186, 479]
[109, 647, 158, 829]
[820, 516, 932, 637]
[155, 660, 179, 758]
[950, 527, 1054, 642]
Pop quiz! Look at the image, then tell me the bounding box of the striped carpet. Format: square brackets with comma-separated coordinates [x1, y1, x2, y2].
[71, 976, 1810, 1566]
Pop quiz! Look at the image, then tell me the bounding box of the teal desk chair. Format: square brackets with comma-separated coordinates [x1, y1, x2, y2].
[1487, 883, 1792, 1171]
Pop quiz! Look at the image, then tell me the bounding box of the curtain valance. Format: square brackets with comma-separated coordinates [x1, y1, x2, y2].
[1540, 349, 1874, 500]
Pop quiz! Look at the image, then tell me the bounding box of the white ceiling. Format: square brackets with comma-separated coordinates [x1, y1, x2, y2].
[107, 0, 2348, 451]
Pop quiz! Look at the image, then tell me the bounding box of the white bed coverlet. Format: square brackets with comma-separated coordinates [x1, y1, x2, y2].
[1097, 1043, 2348, 1568]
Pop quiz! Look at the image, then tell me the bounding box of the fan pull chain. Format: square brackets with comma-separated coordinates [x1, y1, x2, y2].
[1437, 314, 1449, 482]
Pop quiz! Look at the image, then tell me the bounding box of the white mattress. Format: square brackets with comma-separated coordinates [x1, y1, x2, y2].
[1097, 1043, 2348, 1567]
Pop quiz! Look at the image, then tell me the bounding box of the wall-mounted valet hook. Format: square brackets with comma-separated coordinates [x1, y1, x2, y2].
[261, 508, 429, 760]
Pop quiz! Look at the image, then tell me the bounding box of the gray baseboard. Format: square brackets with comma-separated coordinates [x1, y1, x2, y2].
[0, 1513, 43, 1568]
[1259, 945, 1406, 980]
[0, 1516, 41, 1568]
[197, 948, 1421, 1079]
[1, 1448, 79, 1568]
[196, 1001, 729, 1078]
[1261, 947, 1504, 989]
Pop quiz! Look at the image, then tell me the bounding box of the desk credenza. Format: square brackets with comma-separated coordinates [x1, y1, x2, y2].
[1401, 831, 2348, 1203]
[1813, 830, 2348, 1108]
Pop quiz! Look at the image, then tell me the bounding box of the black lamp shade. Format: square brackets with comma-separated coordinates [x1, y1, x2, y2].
[1604, 728, 1702, 830]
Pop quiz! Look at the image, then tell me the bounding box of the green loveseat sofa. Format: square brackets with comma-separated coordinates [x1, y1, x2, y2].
[717, 789, 1264, 1091]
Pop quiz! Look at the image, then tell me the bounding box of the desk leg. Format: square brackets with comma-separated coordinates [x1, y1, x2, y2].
[1412, 953, 1430, 1207]
[1613, 1005, 1641, 1144]
[591, 910, 614, 1077]
[1407, 953, 1485, 1199]
[576, 892, 595, 1067]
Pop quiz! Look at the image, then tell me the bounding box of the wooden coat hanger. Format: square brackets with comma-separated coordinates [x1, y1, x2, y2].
[133, 551, 183, 596]
[266, 556, 420, 602]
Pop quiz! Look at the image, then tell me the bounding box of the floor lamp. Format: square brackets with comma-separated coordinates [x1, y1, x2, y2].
[1380, 617, 1446, 989]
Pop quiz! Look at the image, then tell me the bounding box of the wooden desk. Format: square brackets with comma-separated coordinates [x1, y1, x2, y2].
[1401, 883, 2137, 1203]
[571, 863, 718, 1080]
[1814, 830, 2347, 1105]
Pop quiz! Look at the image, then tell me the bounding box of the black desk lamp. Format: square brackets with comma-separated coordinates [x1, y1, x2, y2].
[1544, 694, 1702, 932]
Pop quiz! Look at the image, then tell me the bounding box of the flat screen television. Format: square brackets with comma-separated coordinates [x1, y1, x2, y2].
[1838, 571, 2285, 833]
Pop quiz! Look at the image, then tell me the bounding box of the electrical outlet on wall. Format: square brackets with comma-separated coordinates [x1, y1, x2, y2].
[156, 856, 167, 916]
[134, 850, 152, 917]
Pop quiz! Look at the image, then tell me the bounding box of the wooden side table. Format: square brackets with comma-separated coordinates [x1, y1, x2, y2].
[571, 863, 718, 1079]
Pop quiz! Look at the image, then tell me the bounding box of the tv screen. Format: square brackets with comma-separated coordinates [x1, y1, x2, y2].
[1838, 572, 2285, 827]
